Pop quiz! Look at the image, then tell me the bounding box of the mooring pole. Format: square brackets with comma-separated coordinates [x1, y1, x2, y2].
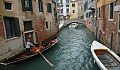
[110, 32, 113, 50]
[99, 30, 101, 42]
[95, 0, 98, 40]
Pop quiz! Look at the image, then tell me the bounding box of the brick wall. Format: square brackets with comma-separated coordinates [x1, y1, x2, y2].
[0, 16, 5, 42]
[96, 2, 119, 53]
[85, 18, 93, 31]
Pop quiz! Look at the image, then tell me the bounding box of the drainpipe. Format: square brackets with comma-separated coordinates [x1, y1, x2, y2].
[22, 31, 25, 48]
[95, 0, 98, 40]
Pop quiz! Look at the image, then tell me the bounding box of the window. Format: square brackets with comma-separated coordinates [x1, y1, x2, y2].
[38, 0, 43, 12]
[21, 0, 32, 11]
[24, 21, 33, 31]
[89, 12, 91, 18]
[73, 10, 75, 13]
[47, 3, 52, 13]
[50, 22, 52, 27]
[118, 14, 120, 30]
[86, 13, 88, 18]
[72, 3, 75, 7]
[66, 0, 69, 3]
[109, 2, 114, 19]
[54, 7, 57, 17]
[46, 22, 49, 29]
[67, 9, 69, 13]
[60, 0, 63, 3]
[66, 5, 69, 7]
[4, 17, 21, 39]
[4, 2, 12, 10]
[61, 9, 63, 13]
[98, 7, 100, 18]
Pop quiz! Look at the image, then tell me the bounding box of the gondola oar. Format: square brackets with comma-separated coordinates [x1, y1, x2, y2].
[35, 47, 54, 67]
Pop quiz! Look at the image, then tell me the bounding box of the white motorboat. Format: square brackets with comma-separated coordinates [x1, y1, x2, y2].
[69, 23, 78, 28]
[91, 41, 120, 70]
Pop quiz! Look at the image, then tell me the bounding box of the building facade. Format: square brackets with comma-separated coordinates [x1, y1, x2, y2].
[78, 0, 83, 19]
[70, 0, 78, 18]
[0, 0, 58, 61]
[57, 0, 70, 20]
[96, 0, 120, 54]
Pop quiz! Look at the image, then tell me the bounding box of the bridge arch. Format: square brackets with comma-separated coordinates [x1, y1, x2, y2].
[64, 18, 85, 26]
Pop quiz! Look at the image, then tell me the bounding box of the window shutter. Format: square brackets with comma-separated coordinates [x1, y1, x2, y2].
[41, 0, 43, 12]
[21, 0, 25, 11]
[47, 3, 52, 13]
[4, 17, 12, 39]
[47, 3, 49, 13]
[29, 0, 33, 11]
[39, 0, 43, 12]
[14, 18, 21, 37]
[50, 3, 52, 13]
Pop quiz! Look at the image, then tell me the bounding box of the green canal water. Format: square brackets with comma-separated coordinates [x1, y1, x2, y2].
[1, 24, 99, 70]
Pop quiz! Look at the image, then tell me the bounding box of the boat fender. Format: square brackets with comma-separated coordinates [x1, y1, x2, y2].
[94, 60, 95, 64]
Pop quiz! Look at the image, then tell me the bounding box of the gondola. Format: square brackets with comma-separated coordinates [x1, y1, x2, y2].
[0, 35, 61, 65]
[91, 41, 120, 70]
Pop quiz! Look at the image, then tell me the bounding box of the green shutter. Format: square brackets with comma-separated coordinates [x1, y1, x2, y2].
[39, 0, 43, 12]
[21, 0, 25, 11]
[14, 18, 21, 37]
[29, 0, 33, 11]
[50, 3, 52, 13]
[47, 3, 52, 13]
[41, 0, 43, 12]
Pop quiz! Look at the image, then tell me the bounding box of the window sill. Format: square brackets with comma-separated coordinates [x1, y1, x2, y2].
[5, 10, 13, 11]
[108, 19, 113, 21]
[5, 37, 20, 42]
[46, 29, 50, 30]
[24, 30, 34, 33]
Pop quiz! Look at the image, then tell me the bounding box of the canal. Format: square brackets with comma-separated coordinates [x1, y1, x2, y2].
[1, 24, 99, 70]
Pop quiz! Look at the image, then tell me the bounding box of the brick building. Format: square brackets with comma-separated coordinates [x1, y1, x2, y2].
[0, 0, 58, 61]
[96, 0, 120, 54]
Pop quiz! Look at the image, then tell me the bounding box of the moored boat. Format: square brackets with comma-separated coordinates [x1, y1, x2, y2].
[0, 35, 61, 65]
[91, 41, 120, 70]
[69, 23, 78, 28]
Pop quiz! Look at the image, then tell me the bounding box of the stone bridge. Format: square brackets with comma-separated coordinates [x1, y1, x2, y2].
[64, 18, 85, 26]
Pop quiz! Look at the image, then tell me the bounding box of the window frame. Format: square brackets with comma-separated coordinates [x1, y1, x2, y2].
[4, 2, 13, 11]
[98, 7, 100, 19]
[108, 1, 114, 21]
[47, 3, 52, 13]
[73, 10, 75, 13]
[50, 22, 52, 27]
[45, 22, 49, 30]
[72, 3, 75, 7]
[3, 17, 21, 39]
[21, 0, 33, 11]
[38, 0, 43, 12]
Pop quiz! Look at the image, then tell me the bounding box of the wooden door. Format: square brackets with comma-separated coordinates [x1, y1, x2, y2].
[25, 32, 34, 43]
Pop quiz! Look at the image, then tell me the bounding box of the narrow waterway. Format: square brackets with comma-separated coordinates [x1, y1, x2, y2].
[1, 24, 99, 70]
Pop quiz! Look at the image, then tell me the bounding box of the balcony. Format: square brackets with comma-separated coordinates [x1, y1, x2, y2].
[57, 7, 63, 9]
